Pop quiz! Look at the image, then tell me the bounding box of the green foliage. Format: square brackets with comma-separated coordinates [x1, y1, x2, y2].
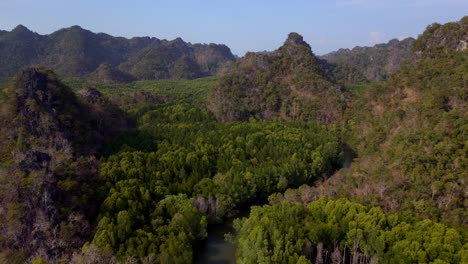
[208, 33, 345, 124]
[88, 63, 136, 84]
[91, 100, 342, 258]
[64, 77, 217, 109]
[92, 194, 206, 261]
[322, 49, 468, 230]
[1, 16, 467, 264]
[389, 49, 467, 92]
[413, 16, 467, 55]
[31, 257, 47, 264]
[310, 17, 468, 236]
[235, 197, 467, 264]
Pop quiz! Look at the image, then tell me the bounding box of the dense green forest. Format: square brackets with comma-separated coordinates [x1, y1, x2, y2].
[90, 109, 342, 261]
[0, 16, 466, 264]
[235, 197, 466, 263]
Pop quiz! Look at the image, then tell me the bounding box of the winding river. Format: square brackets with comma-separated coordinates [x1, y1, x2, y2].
[195, 145, 356, 263]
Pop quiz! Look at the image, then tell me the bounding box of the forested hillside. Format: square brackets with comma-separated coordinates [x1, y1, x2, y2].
[0, 25, 235, 80]
[0, 67, 132, 262]
[321, 16, 468, 83]
[234, 16, 468, 264]
[208, 33, 344, 124]
[304, 15, 468, 229]
[321, 38, 415, 81]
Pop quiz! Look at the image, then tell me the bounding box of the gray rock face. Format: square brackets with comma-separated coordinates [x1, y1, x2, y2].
[0, 66, 136, 262]
[285, 32, 310, 48]
[456, 40, 467, 51]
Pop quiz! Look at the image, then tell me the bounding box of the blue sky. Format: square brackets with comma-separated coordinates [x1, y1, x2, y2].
[0, 0, 466, 55]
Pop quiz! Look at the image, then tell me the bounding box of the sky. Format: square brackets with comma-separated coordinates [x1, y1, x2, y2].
[0, 0, 466, 56]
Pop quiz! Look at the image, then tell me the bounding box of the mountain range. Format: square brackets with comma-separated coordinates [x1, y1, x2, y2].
[321, 37, 415, 81]
[2, 18, 466, 84]
[0, 25, 236, 80]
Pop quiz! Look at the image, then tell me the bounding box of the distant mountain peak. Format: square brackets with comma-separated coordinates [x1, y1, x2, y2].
[209, 31, 342, 124]
[321, 37, 416, 81]
[62, 25, 91, 35]
[279, 32, 314, 58]
[12, 24, 32, 34]
[284, 32, 310, 49]
[173, 37, 185, 43]
[68, 25, 84, 30]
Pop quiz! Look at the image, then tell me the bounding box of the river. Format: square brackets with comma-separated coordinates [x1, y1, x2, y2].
[194, 218, 237, 264]
[195, 145, 356, 263]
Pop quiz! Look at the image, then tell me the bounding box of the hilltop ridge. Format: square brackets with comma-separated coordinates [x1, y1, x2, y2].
[0, 25, 236, 80]
[208, 32, 344, 124]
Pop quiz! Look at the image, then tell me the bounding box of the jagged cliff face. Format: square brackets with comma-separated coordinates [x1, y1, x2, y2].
[0, 67, 83, 160]
[0, 67, 131, 262]
[0, 25, 236, 80]
[208, 33, 344, 124]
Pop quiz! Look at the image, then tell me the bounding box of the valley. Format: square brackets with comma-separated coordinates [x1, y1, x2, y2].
[0, 13, 466, 264]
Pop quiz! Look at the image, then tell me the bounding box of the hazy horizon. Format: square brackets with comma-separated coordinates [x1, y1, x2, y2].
[0, 0, 467, 56]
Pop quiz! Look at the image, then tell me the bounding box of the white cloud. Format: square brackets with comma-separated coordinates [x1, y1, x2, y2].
[368, 31, 386, 44]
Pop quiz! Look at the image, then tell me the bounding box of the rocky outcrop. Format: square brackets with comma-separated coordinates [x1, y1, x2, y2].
[208, 32, 344, 124]
[0, 67, 131, 262]
[413, 16, 468, 54]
